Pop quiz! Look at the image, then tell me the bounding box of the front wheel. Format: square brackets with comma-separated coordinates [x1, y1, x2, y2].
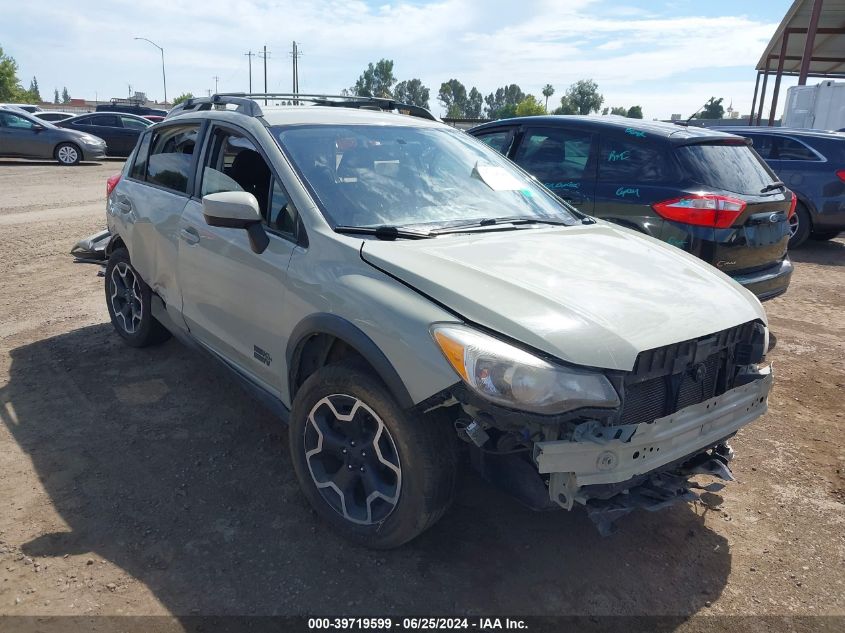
[55, 142, 81, 166]
[104, 248, 171, 347]
[289, 361, 457, 549]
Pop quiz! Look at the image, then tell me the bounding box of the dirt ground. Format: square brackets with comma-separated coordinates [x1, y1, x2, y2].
[0, 159, 843, 629]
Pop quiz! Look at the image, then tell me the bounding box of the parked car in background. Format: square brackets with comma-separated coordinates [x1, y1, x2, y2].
[713, 127, 845, 248]
[470, 116, 794, 301]
[96, 102, 168, 117]
[57, 112, 152, 157]
[33, 110, 76, 122]
[0, 103, 43, 113]
[101, 95, 774, 547]
[0, 108, 106, 164]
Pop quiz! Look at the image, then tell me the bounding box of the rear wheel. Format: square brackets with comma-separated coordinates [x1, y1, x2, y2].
[105, 248, 171, 347]
[289, 361, 457, 549]
[55, 142, 81, 166]
[810, 230, 841, 241]
[788, 202, 811, 249]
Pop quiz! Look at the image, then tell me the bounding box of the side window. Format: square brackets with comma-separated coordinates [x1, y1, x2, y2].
[474, 130, 512, 155]
[775, 137, 819, 161]
[598, 136, 673, 183]
[146, 124, 199, 194]
[121, 116, 149, 131]
[71, 117, 90, 126]
[746, 135, 775, 160]
[90, 115, 120, 127]
[129, 132, 151, 180]
[200, 127, 273, 219]
[267, 179, 297, 236]
[0, 112, 36, 129]
[514, 128, 593, 181]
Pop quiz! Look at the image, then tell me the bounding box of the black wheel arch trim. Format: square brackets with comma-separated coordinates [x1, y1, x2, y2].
[286, 314, 415, 410]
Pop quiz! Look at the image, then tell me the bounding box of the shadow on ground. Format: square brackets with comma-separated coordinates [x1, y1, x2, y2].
[788, 237, 844, 267]
[1, 324, 731, 616]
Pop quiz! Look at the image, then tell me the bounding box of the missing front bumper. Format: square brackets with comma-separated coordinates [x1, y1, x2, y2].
[534, 366, 773, 512]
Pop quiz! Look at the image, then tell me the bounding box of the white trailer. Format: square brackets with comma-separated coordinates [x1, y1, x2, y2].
[782, 81, 845, 130]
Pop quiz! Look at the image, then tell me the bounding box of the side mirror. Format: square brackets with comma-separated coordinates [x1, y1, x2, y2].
[32, 123, 44, 132]
[202, 191, 269, 254]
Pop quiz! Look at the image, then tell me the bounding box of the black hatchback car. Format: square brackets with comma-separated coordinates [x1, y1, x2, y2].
[470, 116, 794, 301]
[713, 127, 845, 248]
[57, 112, 152, 157]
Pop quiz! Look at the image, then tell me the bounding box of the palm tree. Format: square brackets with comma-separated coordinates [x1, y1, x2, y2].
[542, 84, 555, 112]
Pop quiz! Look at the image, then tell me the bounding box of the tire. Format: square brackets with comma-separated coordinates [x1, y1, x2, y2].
[55, 142, 81, 166]
[289, 361, 457, 549]
[788, 202, 811, 249]
[810, 230, 841, 241]
[104, 248, 171, 347]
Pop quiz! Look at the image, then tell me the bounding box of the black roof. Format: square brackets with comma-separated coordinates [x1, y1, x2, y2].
[470, 114, 743, 145]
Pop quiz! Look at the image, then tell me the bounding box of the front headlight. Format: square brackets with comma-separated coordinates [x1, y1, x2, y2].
[431, 324, 619, 414]
[81, 135, 103, 145]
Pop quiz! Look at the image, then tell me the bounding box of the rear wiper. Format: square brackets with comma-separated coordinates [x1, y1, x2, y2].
[760, 181, 786, 193]
[430, 217, 571, 235]
[334, 225, 432, 240]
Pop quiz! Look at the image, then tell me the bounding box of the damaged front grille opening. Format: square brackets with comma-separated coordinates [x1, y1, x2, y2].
[447, 320, 769, 535]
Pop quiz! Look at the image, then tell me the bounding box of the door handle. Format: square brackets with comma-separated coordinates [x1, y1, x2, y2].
[180, 227, 200, 245]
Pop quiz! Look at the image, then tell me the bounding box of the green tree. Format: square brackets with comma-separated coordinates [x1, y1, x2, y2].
[438, 78, 468, 118]
[610, 106, 627, 115]
[466, 87, 483, 118]
[61, 86, 70, 103]
[28, 76, 41, 102]
[171, 92, 194, 106]
[542, 84, 555, 112]
[553, 95, 577, 115]
[515, 95, 546, 116]
[484, 84, 525, 119]
[0, 46, 24, 102]
[352, 59, 396, 98]
[698, 97, 724, 119]
[626, 105, 643, 119]
[53, 87, 59, 104]
[564, 79, 604, 115]
[393, 78, 430, 109]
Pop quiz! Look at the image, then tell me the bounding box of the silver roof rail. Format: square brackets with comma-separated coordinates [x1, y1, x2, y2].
[165, 94, 263, 119]
[217, 93, 438, 121]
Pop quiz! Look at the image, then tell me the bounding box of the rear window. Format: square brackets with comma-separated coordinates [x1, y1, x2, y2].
[598, 137, 675, 183]
[675, 143, 777, 195]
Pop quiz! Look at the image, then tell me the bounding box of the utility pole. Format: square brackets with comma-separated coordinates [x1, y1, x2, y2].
[258, 46, 271, 104]
[213, 75, 220, 94]
[244, 51, 255, 93]
[290, 41, 303, 103]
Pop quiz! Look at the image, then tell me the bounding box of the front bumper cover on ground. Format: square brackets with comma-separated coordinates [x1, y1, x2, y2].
[533, 366, 773, 514]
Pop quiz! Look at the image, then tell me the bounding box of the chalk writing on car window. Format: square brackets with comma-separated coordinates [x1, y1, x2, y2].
[607, 150, 631, 162]
[616, 186, 640, 198]
[625, 128, 646, 138]
[545, 181, 580, 190]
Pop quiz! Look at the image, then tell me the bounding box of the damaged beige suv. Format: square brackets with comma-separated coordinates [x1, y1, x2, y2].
[103, 94, 773, 548]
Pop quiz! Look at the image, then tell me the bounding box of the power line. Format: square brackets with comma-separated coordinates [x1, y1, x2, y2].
[244, 51, 255, 93]
[258, 46, 271, 104]
[212, 75, 220, 93]
[290, 41, 303, 102]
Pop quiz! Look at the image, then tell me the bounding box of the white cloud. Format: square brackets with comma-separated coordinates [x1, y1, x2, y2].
[6, 0, 784, 119]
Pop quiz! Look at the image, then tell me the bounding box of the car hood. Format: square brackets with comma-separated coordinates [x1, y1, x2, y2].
[360, 223, 767, 371]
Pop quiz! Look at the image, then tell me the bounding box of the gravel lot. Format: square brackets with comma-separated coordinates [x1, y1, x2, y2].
[0, 159, 843, 628]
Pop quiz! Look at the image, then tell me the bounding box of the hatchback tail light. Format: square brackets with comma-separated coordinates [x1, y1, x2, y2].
[788, 192, 797, 219]
[836, 169, 845, 183]
[652, 194, 747, 229]
[106, 172, 121, 197]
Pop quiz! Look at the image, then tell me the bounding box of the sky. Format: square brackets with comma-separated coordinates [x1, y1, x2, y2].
[3, 0, 800, 120]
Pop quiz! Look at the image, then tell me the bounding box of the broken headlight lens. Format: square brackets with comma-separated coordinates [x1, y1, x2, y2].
[431, 324, 620, 414]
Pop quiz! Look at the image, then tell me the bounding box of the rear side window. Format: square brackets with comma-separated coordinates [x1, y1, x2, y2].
[598, 137, 674, 182]
[129, 132, 151, 180]
[775, 137, 819, 161]
[675, 143, 776, 195]
[90, 114, 120, 127]
[145, 124, 199, 194]
[474, 130, 512, 155]
[120, 115, 149, 130]
[514, 128, 593, 181]
[744, 134, 775, 160]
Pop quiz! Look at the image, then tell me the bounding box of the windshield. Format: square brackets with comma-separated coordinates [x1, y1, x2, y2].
[272, 124, 579, 230]
[675, 142, 778, 195]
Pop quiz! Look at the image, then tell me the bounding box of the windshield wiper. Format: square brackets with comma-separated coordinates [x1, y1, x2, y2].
[334, 225, 432, 241]
[429, 217, 571, 235]
[760, 181, 786, 193]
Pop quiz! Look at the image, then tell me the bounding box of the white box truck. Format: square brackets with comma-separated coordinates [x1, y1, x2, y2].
[782, 81, 845, 130]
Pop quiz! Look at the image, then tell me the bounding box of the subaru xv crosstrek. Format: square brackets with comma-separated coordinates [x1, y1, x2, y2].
[103, 94, 773, 548]
[469, 116, 794, 301]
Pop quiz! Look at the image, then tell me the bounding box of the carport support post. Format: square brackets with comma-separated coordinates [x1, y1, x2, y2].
[755, 69, 769, 126]
[769, 32, 790, 126]
[749, 72, 761, 125]
[799, 0, 824, 85]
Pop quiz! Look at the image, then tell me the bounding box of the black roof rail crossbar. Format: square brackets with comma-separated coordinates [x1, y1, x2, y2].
[165, 94, 263, 119]
[216, 93, 438, 121]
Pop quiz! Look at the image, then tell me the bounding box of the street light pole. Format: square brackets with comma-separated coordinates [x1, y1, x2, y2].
[134, 37, 167, 105]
